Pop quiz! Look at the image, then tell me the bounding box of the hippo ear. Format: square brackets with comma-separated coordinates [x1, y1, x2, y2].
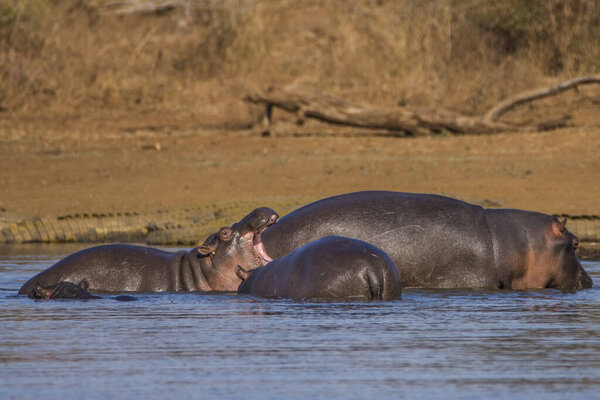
[558, 218, 567, 233]
[198, 243, 217, 256]
[235, 265, 250, 281]
[560, 218, 567, 229]
[78, 279, 89, 290]
[197, 233, 218, 256]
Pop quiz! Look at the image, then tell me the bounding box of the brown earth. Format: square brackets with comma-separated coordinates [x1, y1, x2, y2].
[1, 2, 599, 225]
[1, 109, 599, 221]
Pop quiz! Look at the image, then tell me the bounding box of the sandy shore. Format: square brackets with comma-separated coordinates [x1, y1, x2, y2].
[1, 122, 599, 219]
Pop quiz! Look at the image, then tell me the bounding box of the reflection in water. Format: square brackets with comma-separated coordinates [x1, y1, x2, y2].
[0, 246, 599, 399]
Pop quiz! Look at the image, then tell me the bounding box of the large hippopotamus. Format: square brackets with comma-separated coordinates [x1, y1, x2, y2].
[236, 236, 402, 301]
[19, 208, 278, 294]
[260, 191, 592, 290]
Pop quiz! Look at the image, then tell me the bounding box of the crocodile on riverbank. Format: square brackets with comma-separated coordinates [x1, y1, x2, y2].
[1, 198, 599, 260]
[0, 196, 314, 246]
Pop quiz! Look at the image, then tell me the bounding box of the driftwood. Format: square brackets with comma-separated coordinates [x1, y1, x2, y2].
[245, 76, 599, 136]
[90, 0, 179, 14]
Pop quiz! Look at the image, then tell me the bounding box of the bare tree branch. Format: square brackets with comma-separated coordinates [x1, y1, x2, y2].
[483, 75, 600, 123]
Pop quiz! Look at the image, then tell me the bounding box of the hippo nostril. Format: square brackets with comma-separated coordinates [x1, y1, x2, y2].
[572, 238, 579, 249]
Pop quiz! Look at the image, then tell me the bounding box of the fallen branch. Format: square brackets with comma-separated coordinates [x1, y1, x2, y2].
[90, 0, 179, 14]
[483, 75, 600, 123]
[247, 86, 432, 136]
[245, 84, 573, 136]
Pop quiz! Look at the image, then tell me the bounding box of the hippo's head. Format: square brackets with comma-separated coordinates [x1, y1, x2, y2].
[196, 207, 278, 291]
[511, 216, 593, 291]
[28, 282, 55, 299]
[544, 219, 593, 291]
[28, 280, 93, 299]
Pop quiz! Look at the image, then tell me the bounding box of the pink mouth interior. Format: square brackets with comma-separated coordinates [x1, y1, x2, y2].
[253, 231, 273, 264]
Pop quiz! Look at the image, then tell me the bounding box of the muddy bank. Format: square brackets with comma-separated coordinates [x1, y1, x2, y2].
[1, 126, 599, 217]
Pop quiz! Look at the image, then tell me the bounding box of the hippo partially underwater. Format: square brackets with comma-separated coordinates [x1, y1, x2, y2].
[27, 280, 137, 301]
[28, 280, 101, 300]
[19, 208, 278, 294]
[237, 236, 402, 300]
[19, 191, 593, 298]
[260, 191, 593, 290]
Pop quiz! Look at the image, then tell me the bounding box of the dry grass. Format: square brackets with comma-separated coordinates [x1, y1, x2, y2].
[0, 0, 598, 125]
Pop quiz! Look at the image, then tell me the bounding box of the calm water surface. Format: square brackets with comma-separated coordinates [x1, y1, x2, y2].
[1, 244, 599, 399]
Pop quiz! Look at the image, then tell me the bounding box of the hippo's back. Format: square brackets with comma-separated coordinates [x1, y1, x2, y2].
[18, 244, 178, 294]
[239, 236, 402, 300]
[261, 191, 497, 288]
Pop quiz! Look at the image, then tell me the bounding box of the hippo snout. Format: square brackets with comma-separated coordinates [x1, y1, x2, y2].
[577, 267, 594, 289]
[267, 213, 278, 226]
[237, 207, 279, 233]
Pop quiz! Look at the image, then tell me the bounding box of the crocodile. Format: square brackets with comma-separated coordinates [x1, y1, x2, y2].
[0, 196, 314, 245]
[1, 198, 599, 260]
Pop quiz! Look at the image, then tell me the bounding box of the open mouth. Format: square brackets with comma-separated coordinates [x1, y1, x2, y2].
[252, 213, 278, 265]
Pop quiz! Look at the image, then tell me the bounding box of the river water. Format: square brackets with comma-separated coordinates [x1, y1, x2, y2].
[1, 244, 599, 399]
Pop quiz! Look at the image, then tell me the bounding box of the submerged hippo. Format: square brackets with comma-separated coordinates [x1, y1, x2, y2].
[28, 280, 101, 300]
[260, 191, 592, 290]
[28, 280, 137, 301]
[19, 208, 278, 294]
[237, 236, 402, 301]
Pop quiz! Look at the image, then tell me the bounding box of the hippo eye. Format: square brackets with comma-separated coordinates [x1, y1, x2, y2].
[219, 228, 233, 241]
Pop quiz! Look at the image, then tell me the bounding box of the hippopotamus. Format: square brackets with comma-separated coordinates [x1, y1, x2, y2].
[260, 191, 593, 291]
[236, 236, 402, 301]
[28, 280, 101, 300]
[28, 280, 137, 301]
[18, 208, 278, 294]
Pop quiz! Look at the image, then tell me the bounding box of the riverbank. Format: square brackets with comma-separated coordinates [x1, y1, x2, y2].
[1, 120, 598, 217]
[0, 118, 599, 257]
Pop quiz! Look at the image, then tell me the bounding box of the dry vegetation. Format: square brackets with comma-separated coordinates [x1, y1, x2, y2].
[0, 0, 599, 227]
[1, 0, 599, 127]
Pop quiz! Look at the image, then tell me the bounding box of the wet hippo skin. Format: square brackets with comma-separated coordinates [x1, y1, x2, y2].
[19, 208, 278, 294]
[237, 236, 402, 301]
[261, 191, 592, 290]
[28, 280, 101, 300]
[28, 280, 137, 301]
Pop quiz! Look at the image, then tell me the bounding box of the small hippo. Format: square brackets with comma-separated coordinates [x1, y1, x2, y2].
[19, 208, 278, 294]
[236, 236, 402, 301]
[28, 280, 136, 301]
[28, 280, 101, 300]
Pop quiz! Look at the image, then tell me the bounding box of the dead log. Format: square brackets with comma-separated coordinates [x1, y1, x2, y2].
[245, 85, 568, 136]
[483, 75, 600, 123]
[246, 86, 430, 136]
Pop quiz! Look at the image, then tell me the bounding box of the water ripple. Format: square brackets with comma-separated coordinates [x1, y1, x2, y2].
[0, 248, 599, 399]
